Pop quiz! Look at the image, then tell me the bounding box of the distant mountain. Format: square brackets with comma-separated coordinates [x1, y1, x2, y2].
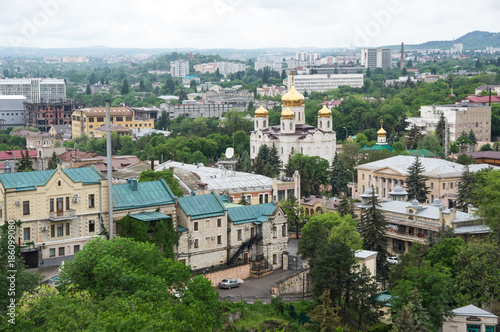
[386, 31, 500, 50]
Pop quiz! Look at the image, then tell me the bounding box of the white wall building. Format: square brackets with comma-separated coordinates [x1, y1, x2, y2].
[170, 60, 190, 78]
[0, 78, 66, 103]
[286, 74, 364, 93]
[0, 95, 26, 127]
[360, 48, 391, 69]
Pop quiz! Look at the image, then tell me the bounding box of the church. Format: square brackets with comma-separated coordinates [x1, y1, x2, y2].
[250, 80, 337, 166]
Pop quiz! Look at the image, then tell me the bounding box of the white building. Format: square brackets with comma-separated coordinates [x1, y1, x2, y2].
[406, 103, 492, 142]
[255, 62, 283, 71]
[170, 60, 190, 78]
[0, 95, 26, 127]
[250, 83, 336, 165]
[442, 305, 498, 332]
[360, 48, 391, 69]
[0, 78, 66, 103]
[287, 74, 364, 93]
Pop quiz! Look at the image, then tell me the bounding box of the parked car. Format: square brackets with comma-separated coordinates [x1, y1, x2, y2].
[387, 257, 400, 264]
[219, 278, 241, 289]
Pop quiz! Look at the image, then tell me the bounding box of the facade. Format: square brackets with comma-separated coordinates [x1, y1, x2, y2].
[451, 151, 500, 166]
[0, 78, 66, 103]
[170, 60, 190, 78]
[256, 85, 287, 97]
[24, 101, 81, 132]
[0, 166, 109, 267]
[182, 75, 201, 85]
[406, 103, 492, 142]
[0, 96, 26, 127]
[250, 83, 336, 165]
[286, 74, 364, 93]
[94, 124, 132, 138]
[49, 125, 72, 140]
[71, 107, 154, 138]
[194, 62, 246, 75]
[356, 155, 499, 208]
[0, 150, 40, 172]
[442, 305, 498, 332]
[360, 48, 391, 69]
[13, 130, 58, 149]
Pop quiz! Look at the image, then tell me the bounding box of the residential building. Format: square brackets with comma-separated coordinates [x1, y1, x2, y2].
[0, 166, 109, 267]
[58, 150, 140, 172]
[406, 103, 492, 142]
[0, 150, 40, 172]
[360, 48, 391, 69]
[194, 62, 246, 75]
[255, 62, 283, 71]
[170, 60, 190, 78]
[250, 82, 337, 165]
[475, 84, 500, 95]
[458, 95, 500, 105]
[49, 125, 72, 140]
[449, 151, 500, 167]
[256, 85, 287, 97]
[0, 78, 66, 103]
[182, 75, 201, 85]
[62, 56, 89, 63]
[286, 74, 364, 93]
[0, 96, 26, 127]
[442, 305, 498, 332]
[12, 130, 57, 149]
[24, 100, 81, 132]
[356, 155, 500, 208]
[71, 107, 154, 138]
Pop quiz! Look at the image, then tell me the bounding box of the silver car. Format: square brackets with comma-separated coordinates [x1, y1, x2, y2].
[219, 278, 241, 289]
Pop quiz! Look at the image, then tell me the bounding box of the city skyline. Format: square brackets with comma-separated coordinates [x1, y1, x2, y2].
[1, 0, 499, 50]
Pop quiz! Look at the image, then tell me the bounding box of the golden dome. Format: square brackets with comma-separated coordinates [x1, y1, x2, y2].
[255, 104, 268, 117]
[282, 85, 305, 106]
[281, 107, 295, 119]
[318, 104, 332, 118]
[377, 119, 386, 136]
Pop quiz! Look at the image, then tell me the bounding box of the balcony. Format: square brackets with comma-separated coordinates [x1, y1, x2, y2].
[386, 229, 428, 243]
[49, 210, 76, 221]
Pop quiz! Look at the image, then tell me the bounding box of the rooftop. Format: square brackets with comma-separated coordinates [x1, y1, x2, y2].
[452, 304, 498, 318]
[76, 107, 133, 117]
[177, 191, 227, 220]
[0, 150, 38, 161]
[379, 200, 477, 223]
[227, 203, 276, 225]
[112, 178, 176, 211]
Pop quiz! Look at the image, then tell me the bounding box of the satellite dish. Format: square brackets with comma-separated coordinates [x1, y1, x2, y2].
[225, 148, 234, 159]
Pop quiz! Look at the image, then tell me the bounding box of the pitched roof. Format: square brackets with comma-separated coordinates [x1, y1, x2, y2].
[0, 150, 38, 161]
[406, 149, 438, 158]
[113, 178, 177, 211]
[63, 166, 105, 184]
[177, 192, 227, 220]
[227, 203, 276, 224]
[452, 304, 498, 318]
[129, 211, 171, 222]
[360, 144, 394, 152]
[77, 107, 133, 117]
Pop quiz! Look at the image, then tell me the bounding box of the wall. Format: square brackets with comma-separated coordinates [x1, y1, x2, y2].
[271, 269, 311, 296]
[203, 263, 251, 287]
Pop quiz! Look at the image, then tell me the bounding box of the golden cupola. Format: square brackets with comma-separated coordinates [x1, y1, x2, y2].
[255, 103, 268, 117]
[318, 104, 332, 118]
[377, 119, 387, 137]
[281, 73, 304, 107]
[281, 107, 295, 119]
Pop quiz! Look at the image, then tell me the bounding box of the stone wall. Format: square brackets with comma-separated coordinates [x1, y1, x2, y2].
[271, 269, 311, 296]
[204, 263, 251, 287]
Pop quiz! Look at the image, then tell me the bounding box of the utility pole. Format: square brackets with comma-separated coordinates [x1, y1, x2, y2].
[105, 100, 113, 240]
[444, 121, 449, 157]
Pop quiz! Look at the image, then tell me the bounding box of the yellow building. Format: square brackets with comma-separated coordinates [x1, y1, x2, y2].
[71, 107, 154, 138]
[0, 165, 109, 267]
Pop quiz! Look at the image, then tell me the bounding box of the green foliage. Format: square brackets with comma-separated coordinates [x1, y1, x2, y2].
[287, 153, 330, 196]
[337, 197, 355, 217]
[17, 150, 34, 172]
[304, 290, 346, 331]
[390, 289, 432, 332]
[47, 151, 58, 170]
[456, 165, 474, 212]
[253, 143, 280, 178]
[405, 157, 430, 203]
[330, 153, 349, 197]
[474, 169, 500, 238]
[455, 153, 476, 165]
[138, 169, 184, 197]
[281, 195, 306, 240]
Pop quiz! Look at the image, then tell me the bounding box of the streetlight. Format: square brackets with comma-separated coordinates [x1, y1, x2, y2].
[343, 127, 348, 140]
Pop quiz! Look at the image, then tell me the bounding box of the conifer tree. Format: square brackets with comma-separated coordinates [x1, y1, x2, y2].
[435, 113, 447, 147]
[330, 153, 349, 197]
[456, 165, 475, 212]
[238, 150, 252, 173]
[468, 129, 477, 145]
[17, 150, 34, 172]
[47, 151, 58, 170]
[284, 155, 294, 177]
[239, 193, 248, 205]
[267, 143, 281, 178]
[253, 144, 269, 175]
[337, 197, 355, 217]
[360, 190, 388, 276]
[121, 79, 129, 95]
[406, 157, 430, 203]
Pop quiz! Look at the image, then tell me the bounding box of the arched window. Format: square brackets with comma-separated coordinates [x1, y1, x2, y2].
[253, 146, 255, 153]
[327, 120, 330, 128]
[282, 123, 284, 130]
[281, 147, 283, 155]
[263, 120, 266, 127]
[319, 121, 322, 128]
[289, 123, 293, 130]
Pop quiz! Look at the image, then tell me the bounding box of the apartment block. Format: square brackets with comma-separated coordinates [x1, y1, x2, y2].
[0, 78, 66, 103]
[360, 48, 391, 69]
[286, 74, 364, 93]
[170, 60, 190, 78]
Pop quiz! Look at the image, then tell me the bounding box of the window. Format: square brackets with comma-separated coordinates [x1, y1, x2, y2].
[205, 237, 210, 247]
[57, 224, 63, 237]
[88, 194, 95, 208]
[194, 222, 199, 231]
[466, 325, 481, 332]
[23, 228, 30, 241]
[51, 225, 55, 237]
[430, 183, 433, 189]
[217, 235, 222, 244]
[259, 194, 263, 204]
[23, 201, 30, 215]
[50, 198, 54, 212]
[66, 197, 70, 210]
[97, 117, 104, 122]
[443, 183, 445, 190]
[58, 247, 65, 256]
[116, 117, 123, 122]
[273, 254, 277, 265]
[247, 195, 252, 204]
[205, 220, 210, 229]
[251, 227, 255, 237]
[65, 223, 70, 236]
[88, 117, 94, 122]
[450, 182, 453, 189]
[273, 226, 277, 238]
[362, 174, 365, 180]
[74, 245, 80, 253]
[0, 206, 2, 218]
[282, 225, 287, 237]
[265, 194, 269, 203]
[237, 229, 242, 241]
[49, 248, 55, 257]
[193, 239, 199, 248]
[485, 326, 495, 332]
[217, 219, 222, 227]
[126, 117, 132, 121]
[89, 220, 95, 233]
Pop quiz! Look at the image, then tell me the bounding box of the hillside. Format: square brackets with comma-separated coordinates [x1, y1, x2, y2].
[386, 30, 500, 50]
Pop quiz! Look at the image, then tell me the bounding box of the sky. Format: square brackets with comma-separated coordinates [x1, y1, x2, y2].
[1, 0, 499, 50]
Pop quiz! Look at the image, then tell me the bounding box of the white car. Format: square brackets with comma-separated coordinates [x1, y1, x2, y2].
[387, 257, 400, 264]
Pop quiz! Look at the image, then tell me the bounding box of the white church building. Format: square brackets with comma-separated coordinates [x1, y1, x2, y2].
[250, 81, 336, 166]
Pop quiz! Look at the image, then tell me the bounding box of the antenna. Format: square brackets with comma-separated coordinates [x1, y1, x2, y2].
[225, 147, 234, 159]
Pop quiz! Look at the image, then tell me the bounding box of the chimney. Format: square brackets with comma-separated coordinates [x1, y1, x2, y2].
[400, 42, 404, 70]
[151, 157, 154, 170]
[129, 178, 138, 191]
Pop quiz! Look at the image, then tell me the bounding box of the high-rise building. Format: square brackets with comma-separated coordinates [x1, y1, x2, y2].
[0, 78, 66, 103]
[360, 48, 392, 69]
[286, 73, 364, 93]
[0, 96, 26, 127]
[170, 60, 190, 78]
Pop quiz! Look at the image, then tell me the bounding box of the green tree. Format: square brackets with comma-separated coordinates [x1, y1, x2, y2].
[351, 265, 381, 329]
[47, 151, 58, 170]
[238, 193, 248, 205]
[391, 288, 432, 332]
[480, 143, 493, 151]
[138, 169, 184, 197]
[267, 143, 281, 178]
[474, 169, 500, 239]
[468, 129, 477, 145]
[406, 125, 423, 150]
[281, 195, 306, 240]
[435, 113, 447, 147]
[238, 150, 252, 173]
[253, 144, 269, 175]
[121, 79, 129, 95]
[304, 290, 346, 332]
[456, 165, 475, 212]
[17, 150, 34, 172]
[455, 153, 476, 165]
[330, 153, 349, 197]
[406, 157, 430, 203]
[287, 154, 330, 196]
[85, 84, 91, 95]
[337, 197, 355, 217]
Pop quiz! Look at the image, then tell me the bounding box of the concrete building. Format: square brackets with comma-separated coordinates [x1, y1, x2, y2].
[360, 48, 391, 69]
[0, 150, 41, 172]
[12, 130, 57, 149]
[0, 166, 109, 267]
[442, 305, 498, 332]
[475, 84, 500, 95]
[0, 96, 26, 127]
[182, 75, 201, 86]
[194, 62, 246, 75]
[49, 125, 72, 140]
[24, 100, 80, 132]
[0, 78, 66, 103]
[71, 107, 154, 138]
[356, 155, 499, 208]
[256, 85, 287, 97]
[286, 74, 364, 93]
[250, 82, 337, 165]
[170, 60, 190, 78]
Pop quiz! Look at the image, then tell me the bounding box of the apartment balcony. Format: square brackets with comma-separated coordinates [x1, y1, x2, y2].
[49, 210, 76, 221]
[386, 229, 427, 243]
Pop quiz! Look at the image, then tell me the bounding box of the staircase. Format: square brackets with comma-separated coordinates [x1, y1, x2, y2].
[227, 234, 263, 265]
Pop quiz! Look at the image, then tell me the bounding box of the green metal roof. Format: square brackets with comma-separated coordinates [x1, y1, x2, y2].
[406, 149, 438, 158]
[360, 144, 394, 152]
[177, 191, 227, 220]
[228, 203, 276, 225]
[63, 166, 105, 184]
[177, 226, 188, 233]
[0, 169, 55, 191]
[374, 290, 393, 306]
[113, 178, 177, 211]
[129, 212, 171, 222]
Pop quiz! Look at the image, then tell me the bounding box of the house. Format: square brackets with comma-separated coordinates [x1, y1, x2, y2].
[93, 124, 132, 138]
[442, 304, 498, 332]
[0, 165, 109, 267]
[0, 149, 40, 171]
[49, 125, 72, 140]
[449, 151, 500, 167]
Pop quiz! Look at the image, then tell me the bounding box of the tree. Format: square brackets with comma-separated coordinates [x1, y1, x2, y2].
[239, 193, 248, 205]
[17, 150, 34, 172]
[281, 195, 306, 240]
[267, 143, 281, 178]
[480, 143, 493, 151]
[360, 190, 388, 277]
[468, 129, 477, 145]
[238, 150, 252, 173]
[330, 153, 349, 197]
[253, 144, 269, 175]
[337, 197, 354, 217]
[474, 169, 500, 239]
[287, 154, 330, 196]
[405, 157, 430, 203]
[456, 165, 474, 212]
[391, 289, 432, 332]
[406, 125, 423, 150]
[85, 84, 92, 95]
[351, 266, 381, 329]
[304, 290, 346, 332]
[455, 153, 476, 165]
[47, 151, 58, 170]
[138, 169, 184, 197]
[121, 79, 129, 95]
[435, 114, 447, 147]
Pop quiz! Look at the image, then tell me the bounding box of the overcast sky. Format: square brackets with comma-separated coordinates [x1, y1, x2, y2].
[2, 0, 499, 50]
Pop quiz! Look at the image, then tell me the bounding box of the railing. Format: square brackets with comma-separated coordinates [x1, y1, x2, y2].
[227, 234, 263, 265]
[49, 210, 76, 220]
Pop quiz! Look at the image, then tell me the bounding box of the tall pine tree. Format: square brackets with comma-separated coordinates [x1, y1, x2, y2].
[47, 151, 58, 170]
[238, 150, 252, 173]
[406, 157, 430, 203]
[18, 150, 34, 172]
[267, 143, 281, 178]
[253, 144, 269, 175]
[330, 152, 349, 197]
[337, 197, 355, 217]
[435, 113, 447, 147]
[456, 165, 475, 212]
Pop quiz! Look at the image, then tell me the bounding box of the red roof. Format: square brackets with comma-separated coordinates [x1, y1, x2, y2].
[0, 150, 38, 161]
[459, 95, 500, 104]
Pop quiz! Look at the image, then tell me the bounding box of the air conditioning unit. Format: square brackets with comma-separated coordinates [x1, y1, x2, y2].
[74, 193, 80, 198]
[41, 226, 48, 231]
[244, 225, 250, 230]
[72, 197, 79, 203]
[15, 201, 21, 206]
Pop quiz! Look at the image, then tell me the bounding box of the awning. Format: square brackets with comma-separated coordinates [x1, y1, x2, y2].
[129, 212, 172, 222]
[177, 226, 188, 233]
